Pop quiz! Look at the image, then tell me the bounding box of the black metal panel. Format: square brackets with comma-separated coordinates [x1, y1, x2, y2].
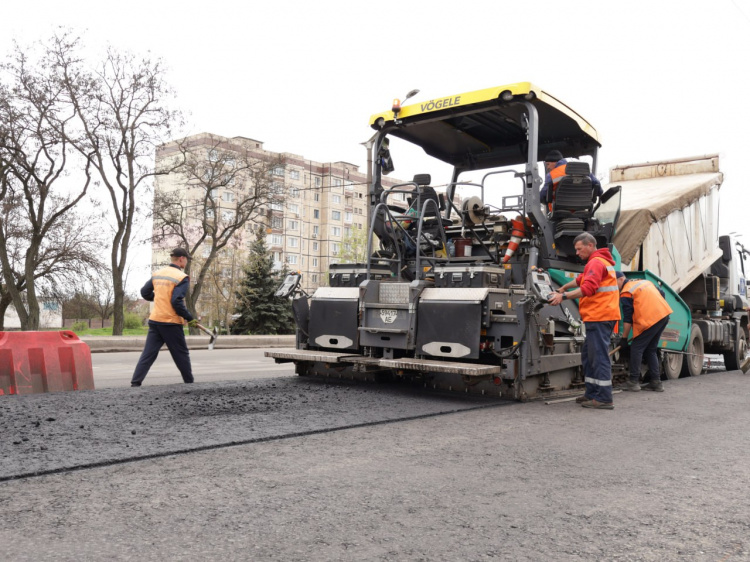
[433, 266, 504, 288]
[308, 299, 359, 351]
[417, 302, 482, 359]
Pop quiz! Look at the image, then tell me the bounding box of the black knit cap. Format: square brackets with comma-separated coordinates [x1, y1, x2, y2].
[544, 150, 564, 163]
[170, 247, 190, 259]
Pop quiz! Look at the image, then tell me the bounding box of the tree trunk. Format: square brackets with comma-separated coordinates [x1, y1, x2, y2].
[23, 244, 41, 331]
[0, 293, 11, 331]
[111, 272, 125, 335]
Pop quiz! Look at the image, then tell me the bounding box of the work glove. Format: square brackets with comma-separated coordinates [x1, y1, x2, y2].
[188, 319, 199, 328]
[618, 337, 630, 351]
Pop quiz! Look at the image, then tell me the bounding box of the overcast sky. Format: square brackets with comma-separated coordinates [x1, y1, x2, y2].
[2, 0, 749, 285]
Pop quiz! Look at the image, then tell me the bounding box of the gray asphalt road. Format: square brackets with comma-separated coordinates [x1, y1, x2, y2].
[1, 370, 749, 561]
[92, 348, 295, 388]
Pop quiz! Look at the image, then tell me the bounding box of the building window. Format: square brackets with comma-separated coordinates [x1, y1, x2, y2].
[222, 191, 235, 202]
[331, 242, 340, 255]
[314, 193, 320, 202]
[313, 258, 318, 267]
[208, 149, 219, 162]
[333, 178, 342, 187]
[311, 274, 318, 283]
[332, 210, 341, 221]
[313, 242, 318, 251]
[205, 208, 215, 219]
[288, 203, 299, 214]
[221, 210, 235, 222]
[332, 195, 341, 204]
[271, 182, 283, 194]
[272, 166, 284, 176]
[315, 177, 321, 187]
[289, 187, 299, 198]
[331, 226, 341, 237]
[271, 216, 283, 229]
[313, 225, 319, 236]
[344, 227, 351, 238]
[271, 234, 283, 246]
[288, 220, 299, 230]
[290, 170, 300, 180]
[287, 254, 298, 265]
[270, 201, 283, 211]
[345, 211, 352, 222]
[288, 237, 299, 248]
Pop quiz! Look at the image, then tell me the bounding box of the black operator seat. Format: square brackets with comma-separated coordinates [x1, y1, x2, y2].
[549, 161, 595, 234]
[409, 174, 454, 228]
[408, 174, 440, 219]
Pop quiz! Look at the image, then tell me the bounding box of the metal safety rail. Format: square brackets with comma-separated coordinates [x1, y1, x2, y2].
[366, 181, 449, 281]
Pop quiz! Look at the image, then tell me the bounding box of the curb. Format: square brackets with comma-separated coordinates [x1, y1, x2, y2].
[81, 335, 296, 353]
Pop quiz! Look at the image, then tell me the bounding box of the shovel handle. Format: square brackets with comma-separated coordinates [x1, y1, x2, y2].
[194, 322, 214, 337]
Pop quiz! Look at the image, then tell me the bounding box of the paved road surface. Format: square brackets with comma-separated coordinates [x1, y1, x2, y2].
[92, 348, 295, 388]
[1, 369, 749, 561]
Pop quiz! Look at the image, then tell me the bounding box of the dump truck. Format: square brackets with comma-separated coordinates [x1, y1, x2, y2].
[267, 83, 749, 399]
[609, 155, 749, 377]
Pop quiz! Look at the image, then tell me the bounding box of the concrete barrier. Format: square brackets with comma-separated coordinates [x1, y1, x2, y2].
[0, 331, 95, 395]
[81, 334, 296, 353]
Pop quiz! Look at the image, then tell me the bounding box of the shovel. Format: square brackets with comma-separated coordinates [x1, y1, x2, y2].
[195, 322, 218, 350]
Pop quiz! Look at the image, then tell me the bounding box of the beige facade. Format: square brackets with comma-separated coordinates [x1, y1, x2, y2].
[152, 133, 406, 325]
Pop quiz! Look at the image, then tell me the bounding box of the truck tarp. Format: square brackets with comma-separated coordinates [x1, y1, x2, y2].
[608, 171, 723, 265]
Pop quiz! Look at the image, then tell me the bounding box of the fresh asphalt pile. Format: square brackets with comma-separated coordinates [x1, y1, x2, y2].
[0, 377, 505, 480]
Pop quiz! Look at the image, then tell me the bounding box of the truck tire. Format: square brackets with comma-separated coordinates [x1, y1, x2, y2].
[723, 330, 747, 372]
[662, 352, 682, 380]
[680, 324, 704, 377]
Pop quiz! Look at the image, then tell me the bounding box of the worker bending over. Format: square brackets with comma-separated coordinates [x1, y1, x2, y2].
[616, 273, 673, 392]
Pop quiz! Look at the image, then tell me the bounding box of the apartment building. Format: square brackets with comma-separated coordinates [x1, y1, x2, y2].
[153, 132, 407, 324]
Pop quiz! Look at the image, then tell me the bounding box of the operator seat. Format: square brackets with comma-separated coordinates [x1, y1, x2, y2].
[549, 161, 595, 236]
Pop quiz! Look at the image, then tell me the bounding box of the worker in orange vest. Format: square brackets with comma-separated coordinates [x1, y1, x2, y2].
[131, 247, 198, 387]
[548, 232, 621, 409]
[616, 273, 673, 392]
[540, 150, 603, 210]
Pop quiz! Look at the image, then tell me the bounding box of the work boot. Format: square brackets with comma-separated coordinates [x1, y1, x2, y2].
[581, 400, 614, 410]
[644, 380, 664, 392]
[622, 380, 641, 392]
[575, 395, 591, 403]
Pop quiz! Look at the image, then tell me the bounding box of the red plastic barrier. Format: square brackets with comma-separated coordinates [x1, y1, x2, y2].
[0, 331, 95, 396]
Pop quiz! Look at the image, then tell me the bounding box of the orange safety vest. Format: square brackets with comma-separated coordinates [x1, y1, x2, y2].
[621, 279, 673, 338]
[546, 163, 567, 211]
[578, 257, 621, 322]
[149, 266, 188, 324]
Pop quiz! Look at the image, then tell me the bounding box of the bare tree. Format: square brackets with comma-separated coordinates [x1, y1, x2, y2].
[152, 134, 285, 328]
[49, 33, 183, 335]
[0, 43, 97, 330]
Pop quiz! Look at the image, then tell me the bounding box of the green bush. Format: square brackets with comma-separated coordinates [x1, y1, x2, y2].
[124, 312, 145, 330]
[71, 321, 88, 333]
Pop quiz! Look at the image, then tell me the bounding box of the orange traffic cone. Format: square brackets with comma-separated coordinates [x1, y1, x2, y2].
[502, 217, 531, 263]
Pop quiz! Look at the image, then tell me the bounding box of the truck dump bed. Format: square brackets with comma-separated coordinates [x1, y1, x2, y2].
[608, 155, 723, 294]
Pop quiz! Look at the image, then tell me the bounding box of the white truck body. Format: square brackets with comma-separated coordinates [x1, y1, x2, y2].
[607, 154, 723, 294]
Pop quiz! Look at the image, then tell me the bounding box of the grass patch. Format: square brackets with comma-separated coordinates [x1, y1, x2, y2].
[73, 327, 151, 336]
